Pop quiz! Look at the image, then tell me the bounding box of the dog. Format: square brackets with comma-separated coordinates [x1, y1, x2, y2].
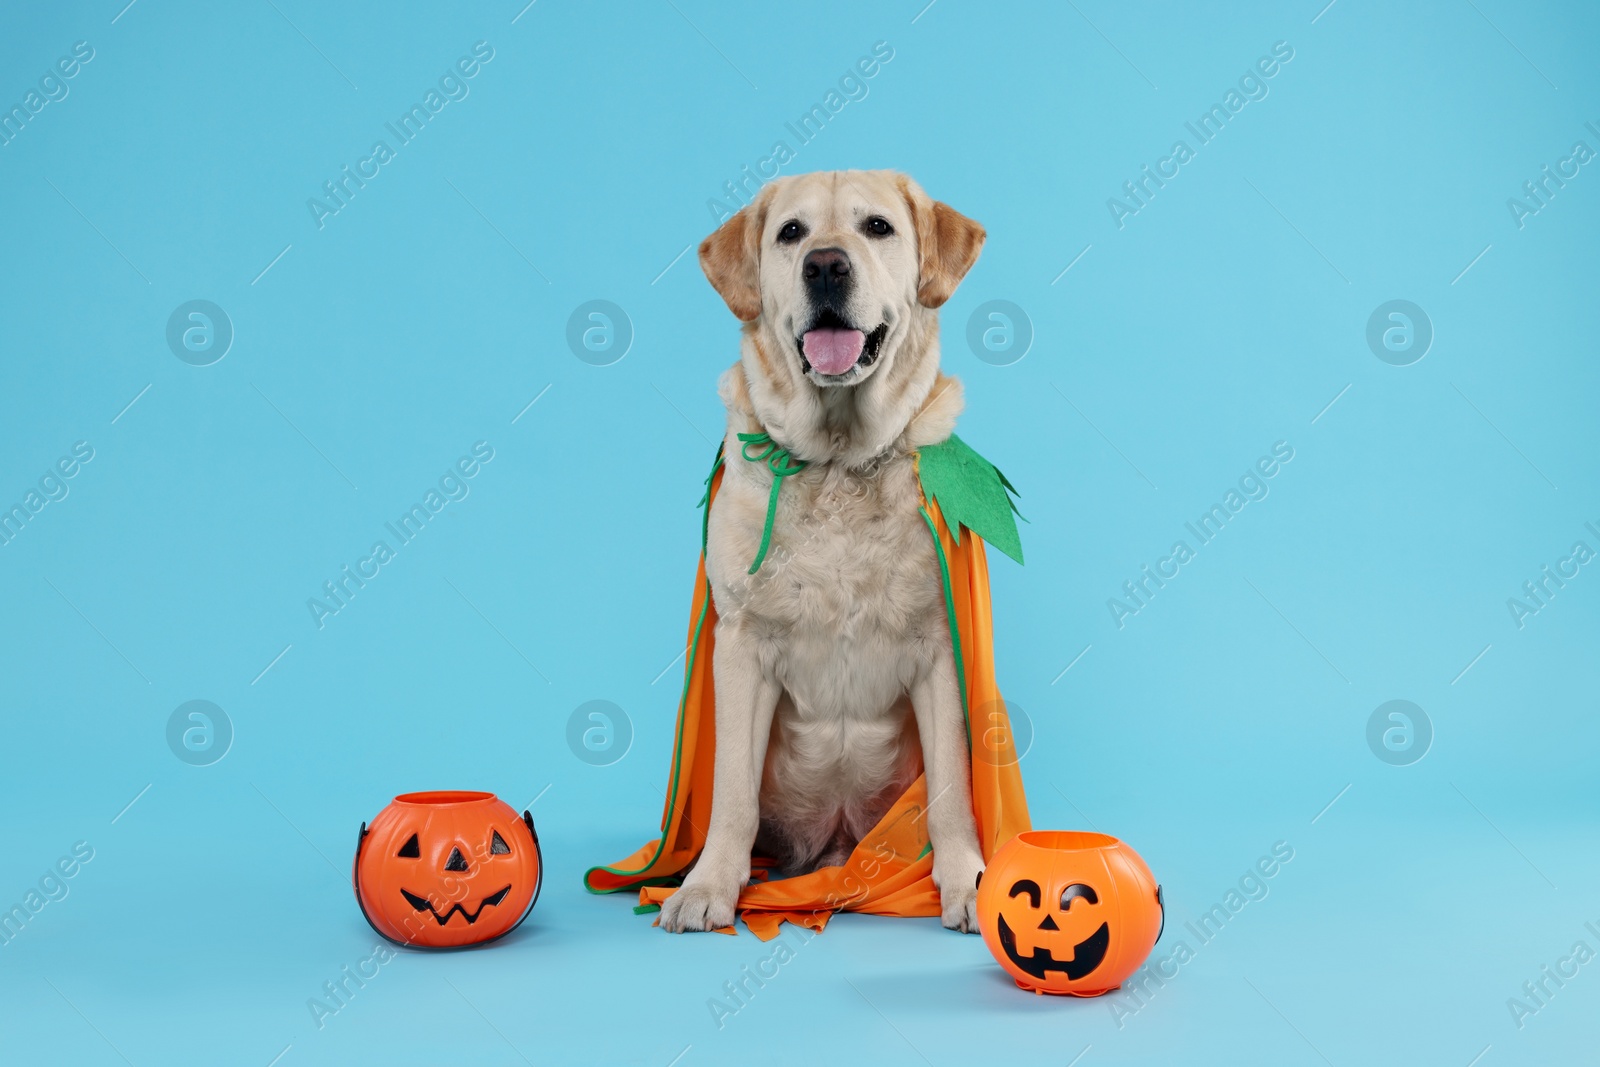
[658, 170, 988, 934]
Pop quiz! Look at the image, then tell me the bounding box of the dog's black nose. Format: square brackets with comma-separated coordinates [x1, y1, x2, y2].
[802, 247, 851, 302]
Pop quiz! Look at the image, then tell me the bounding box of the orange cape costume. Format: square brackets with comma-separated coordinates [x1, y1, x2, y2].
[584, 434, 1031, 940]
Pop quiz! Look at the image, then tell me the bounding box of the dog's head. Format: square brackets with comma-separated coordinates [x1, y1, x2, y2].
[699, 170, 984, 390]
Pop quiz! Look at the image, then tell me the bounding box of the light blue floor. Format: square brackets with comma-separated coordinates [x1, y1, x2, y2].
[2, 1, 1597, 1064]
[6, 812, 1598, 1065]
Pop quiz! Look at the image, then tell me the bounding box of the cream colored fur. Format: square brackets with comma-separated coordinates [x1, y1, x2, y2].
[660, 170, 988, 934]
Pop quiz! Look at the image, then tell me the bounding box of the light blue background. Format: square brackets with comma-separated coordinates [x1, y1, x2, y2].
[1, 1, 1596, 1065]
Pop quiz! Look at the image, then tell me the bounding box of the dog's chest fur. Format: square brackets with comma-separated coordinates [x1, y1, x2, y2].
[706, 448, 945, 865]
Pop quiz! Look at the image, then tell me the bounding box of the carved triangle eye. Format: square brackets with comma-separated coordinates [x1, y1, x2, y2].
[490, 830, 511, 855]
[397, 833, 420, 858]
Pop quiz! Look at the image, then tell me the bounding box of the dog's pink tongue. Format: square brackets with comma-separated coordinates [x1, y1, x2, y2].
[802, 328, 864, 375]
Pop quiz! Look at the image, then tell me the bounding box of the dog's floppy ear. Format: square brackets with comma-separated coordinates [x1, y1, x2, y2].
[899, 176, 985, 309]
[699, 201, 767, 322]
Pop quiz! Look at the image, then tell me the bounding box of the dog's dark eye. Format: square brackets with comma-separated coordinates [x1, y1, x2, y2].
[777, 219, 806, 244]
[864, 216, 893, 237]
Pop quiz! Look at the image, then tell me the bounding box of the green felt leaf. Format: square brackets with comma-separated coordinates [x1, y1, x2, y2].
[916, 434, 1025, 565]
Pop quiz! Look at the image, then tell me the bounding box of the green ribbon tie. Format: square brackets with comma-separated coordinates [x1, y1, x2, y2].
[736, 431, 807, 575]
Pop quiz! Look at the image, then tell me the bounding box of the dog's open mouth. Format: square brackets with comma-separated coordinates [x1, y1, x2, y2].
[797, 310, 888, 377]
[401, 885, 511, 926]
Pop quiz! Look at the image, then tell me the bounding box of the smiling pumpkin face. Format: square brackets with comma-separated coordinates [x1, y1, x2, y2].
[354, 791, 542, 948]
[996, 878, 1112, 983]
[977, 831, 1162, 996]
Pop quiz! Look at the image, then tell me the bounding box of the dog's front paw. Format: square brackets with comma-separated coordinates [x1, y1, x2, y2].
[659, 881, 739, 933]
[934, 856, 984, 934]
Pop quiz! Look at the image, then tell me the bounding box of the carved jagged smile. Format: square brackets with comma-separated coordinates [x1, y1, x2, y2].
[400, 885, 512, 926]
[996, 913, 1111, 980]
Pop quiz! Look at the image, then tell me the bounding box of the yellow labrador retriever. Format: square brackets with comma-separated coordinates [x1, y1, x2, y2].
[659, 170, 987, 933]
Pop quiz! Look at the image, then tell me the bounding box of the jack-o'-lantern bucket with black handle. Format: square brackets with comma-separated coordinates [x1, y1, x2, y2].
[976, 830, 1163, 996]
[354, 791, 542, 949]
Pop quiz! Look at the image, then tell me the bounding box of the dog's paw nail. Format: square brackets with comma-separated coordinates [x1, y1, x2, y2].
[938, 877, 981, 934]
[660, 883, 737, 933]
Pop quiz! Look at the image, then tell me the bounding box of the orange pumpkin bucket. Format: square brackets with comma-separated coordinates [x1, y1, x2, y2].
[354, 791, 542, 948]
[976, 831, 1163, 996]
